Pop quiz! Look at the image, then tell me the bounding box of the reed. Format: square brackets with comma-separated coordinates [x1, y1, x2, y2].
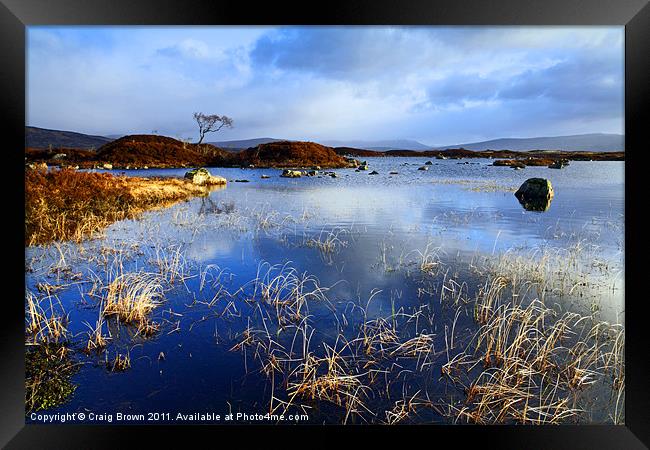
[102, 272, 164, 326]
[286, 341, 373, 423]
[84, 309, 110, 353]
[444, 297, 623, 424]
[108, 352, 131, 372]
[305, 227, 350, 256]
[413, 242, 443, 274]
[25, 292, 68, 345]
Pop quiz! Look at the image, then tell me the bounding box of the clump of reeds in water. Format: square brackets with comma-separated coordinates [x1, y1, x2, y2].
[102, 272, 164, 328]
[25, 291, 69, 345]
[471, 240, 619, 299]
[83, 311, 110, 353]
[413, 242, 443, 275]
[151, 244, 189, 285]
[228, 236, 625, 425]
[286, 341, 373, 423]
[305, 227, 349, 255]
[440, 277, 625, 425]
[107, 352, 131, 372]
[236, 262, 332, 328]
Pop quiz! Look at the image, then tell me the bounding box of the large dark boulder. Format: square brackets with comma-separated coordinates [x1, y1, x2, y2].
[514, 178, 554, 211]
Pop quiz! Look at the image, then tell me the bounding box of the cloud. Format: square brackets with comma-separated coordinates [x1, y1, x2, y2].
[27, 26, 624, 144]
[157, 38, 212, 59]
[251, 28, 463, 77]
[499, 56, 622, 105]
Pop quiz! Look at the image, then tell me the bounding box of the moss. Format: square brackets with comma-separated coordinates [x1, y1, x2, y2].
[25, 343, 79, 413]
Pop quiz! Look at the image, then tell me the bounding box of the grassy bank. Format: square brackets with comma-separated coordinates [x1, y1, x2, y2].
[25, 168, 222, 246]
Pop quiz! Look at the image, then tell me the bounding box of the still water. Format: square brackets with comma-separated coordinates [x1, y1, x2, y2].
[25, 158, 624, 424]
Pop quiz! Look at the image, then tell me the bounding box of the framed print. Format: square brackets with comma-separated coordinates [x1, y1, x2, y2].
[2, 0, 649, 448]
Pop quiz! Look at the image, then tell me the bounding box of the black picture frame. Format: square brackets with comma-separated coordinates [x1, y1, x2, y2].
[2, 0, 648, 447]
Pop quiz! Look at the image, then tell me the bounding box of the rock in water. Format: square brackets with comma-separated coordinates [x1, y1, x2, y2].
[514, 178, 554, 211]
[369, 170, 379, 175]
[493, 159, 525, 169]
[184, 168, 227, 186]
[281, 169, 302, 178]
[548, 159, 570, 169]
[418, 166, 428, 171]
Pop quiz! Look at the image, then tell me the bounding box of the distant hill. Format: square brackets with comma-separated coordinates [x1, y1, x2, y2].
[26, 135, 356, 169]
[322, 139, 432, 151]
[26, 126, 113, 150]
[211, 134, 624, 152]
[26, 127, 624, 153]
[207, 137, 285, 150]
[435, 133, 623, 152]
[231, 141, 352, 168]
[210, 138, 433, 152]
[96, 134, 230, 167]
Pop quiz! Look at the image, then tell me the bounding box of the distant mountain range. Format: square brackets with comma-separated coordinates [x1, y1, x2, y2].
[321, 139, 433, 151]
[323, 134, 623, 152]
[26, 127, 624, 152]
[207, 137, 285, 151]
[434, 133, 624, 152]
[211, 135, 624, 152]
[26, 126, 113, 150]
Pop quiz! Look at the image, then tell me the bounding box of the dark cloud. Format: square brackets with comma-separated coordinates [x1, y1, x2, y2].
[424, 75, 501, 106]
[250, 27, 441, 81]
[499, 57, 622, 104]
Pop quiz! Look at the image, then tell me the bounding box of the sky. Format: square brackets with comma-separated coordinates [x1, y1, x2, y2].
[27, 26, 624, 146]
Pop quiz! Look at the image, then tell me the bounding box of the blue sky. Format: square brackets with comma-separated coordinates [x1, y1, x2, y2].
[27, 26, 623, 146]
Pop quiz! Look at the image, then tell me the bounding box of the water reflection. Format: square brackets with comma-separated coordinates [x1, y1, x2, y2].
[26, 158, 625, 424]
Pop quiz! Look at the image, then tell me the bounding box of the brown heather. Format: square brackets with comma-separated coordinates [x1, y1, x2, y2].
[26, 135, 355, 169]
[25, 168, 218, 246]
[233, 141, 352, 168]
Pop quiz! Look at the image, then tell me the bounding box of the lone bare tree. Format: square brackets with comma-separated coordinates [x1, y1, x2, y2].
[193, 112, 233, 144]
